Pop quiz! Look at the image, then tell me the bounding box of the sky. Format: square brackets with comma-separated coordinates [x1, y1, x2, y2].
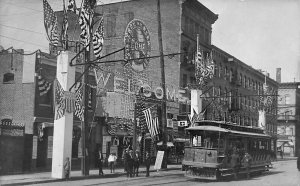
[0, 0, 299, 82]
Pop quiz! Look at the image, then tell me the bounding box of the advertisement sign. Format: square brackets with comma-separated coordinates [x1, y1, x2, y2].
[124, 19, 151, 72]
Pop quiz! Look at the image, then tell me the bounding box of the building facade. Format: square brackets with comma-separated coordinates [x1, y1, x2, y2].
[277, 82, 300, 157]
[0, 0, 280, 174]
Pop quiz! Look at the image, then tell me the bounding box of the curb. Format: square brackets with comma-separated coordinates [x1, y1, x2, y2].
[1, 167, 182, 186]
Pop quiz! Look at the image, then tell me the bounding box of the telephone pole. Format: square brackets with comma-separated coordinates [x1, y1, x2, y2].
[157, 0, 167, 169]
[81, 0, 97, 176]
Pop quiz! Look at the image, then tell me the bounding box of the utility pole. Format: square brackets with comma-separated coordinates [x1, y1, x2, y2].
[81, 0, 96, 176]
[157, 0, 167, 169]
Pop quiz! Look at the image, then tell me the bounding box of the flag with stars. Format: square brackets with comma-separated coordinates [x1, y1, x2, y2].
[43, 0, 59, 46]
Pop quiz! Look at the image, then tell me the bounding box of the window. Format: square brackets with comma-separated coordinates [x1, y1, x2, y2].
[219, 64, 222, 77]
[244, 76, 247, 88]
[124, 12, 134, 25]
[229, 69, 233, 82]
[182, 74, 187, 87]
[106, 15, 116, 37]
[3, 72, 14, 84]
[224, 67, 228, 80]
[239, 73, 243, 86]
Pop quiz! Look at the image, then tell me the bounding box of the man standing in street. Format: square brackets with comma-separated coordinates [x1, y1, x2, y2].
[230, 149, 240, 179]
[242, 152, 252, 179]
[98, 149, 104, 176]
[145, 151, 151, 177]
[134, 150, 140, 177]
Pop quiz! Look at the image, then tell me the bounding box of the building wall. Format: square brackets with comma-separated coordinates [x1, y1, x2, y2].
[277, 82, 300, 157]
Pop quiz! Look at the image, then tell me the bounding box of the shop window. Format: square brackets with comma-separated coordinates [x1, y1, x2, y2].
[3, 72, 14, 84]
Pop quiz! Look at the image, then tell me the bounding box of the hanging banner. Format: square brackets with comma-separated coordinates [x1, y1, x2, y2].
[124, 19, 151, 72]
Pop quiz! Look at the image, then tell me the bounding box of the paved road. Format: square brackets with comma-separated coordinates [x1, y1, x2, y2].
[6, 160, 300, 186]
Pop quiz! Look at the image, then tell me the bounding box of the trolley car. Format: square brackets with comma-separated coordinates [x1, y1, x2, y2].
[182, 120, 273, 180]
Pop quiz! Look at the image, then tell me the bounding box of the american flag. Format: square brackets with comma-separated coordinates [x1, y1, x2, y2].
[142, 106, 159, 138]
[107, 118, 118, 136]
[74, 82, 84, 121]
[54, 79, 65, 120]
[189, 109, 198, 127]
[93, 17, 104, 58]
[43, 0, 59, 46]
[67, 0, 78, 14]
[37, 73, 52, 96]
[79, 0, 93, 50]
[61, 1, 69, 50]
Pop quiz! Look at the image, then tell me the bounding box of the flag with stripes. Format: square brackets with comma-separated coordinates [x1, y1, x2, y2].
[107, 118, 118, 136]
[61, 1, 69, 50]
[54, 79, 65, 120]
[142, 107, 159, 138]
[79, 0, 93, 50]
[67, 0, 78, 14]
[65, 91, 75, 113]
[93, 17, 104, 58]
[43, 0, 59, 46]
[37, 73, 52, 96]
[74, 82, 84, 121]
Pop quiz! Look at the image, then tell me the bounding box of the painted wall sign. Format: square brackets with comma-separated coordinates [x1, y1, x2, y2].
[124, 19, 151, 72]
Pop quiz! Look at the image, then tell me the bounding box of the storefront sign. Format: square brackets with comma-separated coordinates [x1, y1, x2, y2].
[154, 151, 164, 170]
[124, 19, 151, 72]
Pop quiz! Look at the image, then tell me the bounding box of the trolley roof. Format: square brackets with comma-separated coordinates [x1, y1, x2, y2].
[186, 122, 271, 138]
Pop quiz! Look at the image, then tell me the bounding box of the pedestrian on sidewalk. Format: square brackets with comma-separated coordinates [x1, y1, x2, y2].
[145, 151, 151, 177]
[98, 149, 104, 176]
[134, 150, 140, 177]
[122, 148, 129, 172]
[108, 153, 117, 173]
[64, 157, 70, 180]
[127, 150, 134, 178]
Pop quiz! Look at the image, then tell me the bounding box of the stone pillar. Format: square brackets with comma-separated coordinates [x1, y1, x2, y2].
[51, 51, 75, 178]
[191, 89, 202, 121]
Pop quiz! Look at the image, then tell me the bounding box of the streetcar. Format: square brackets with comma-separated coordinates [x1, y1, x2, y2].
[182, 120, 273, 180]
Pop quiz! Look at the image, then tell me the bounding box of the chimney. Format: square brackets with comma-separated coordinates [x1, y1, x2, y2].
[276, 68, 281, 83]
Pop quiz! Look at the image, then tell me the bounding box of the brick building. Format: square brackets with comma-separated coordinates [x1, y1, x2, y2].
[277, 81, 300, 157]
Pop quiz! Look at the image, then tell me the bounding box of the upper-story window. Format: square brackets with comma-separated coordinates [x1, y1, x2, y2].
[239, 73, 243, 86]
[214, 63, 218, 77]
[219, 64, 223, 77]
[106, 14, 117, 37]
[224, 66, 228, 80]
[229, 69, 233, 82]
[3, 72, 15, 84]
[244, 76, 247, 88]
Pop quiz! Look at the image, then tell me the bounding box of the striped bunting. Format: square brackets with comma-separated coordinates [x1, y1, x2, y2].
[93, 17, 104, 58]
[37, 74, 52, 96]
[74, 82, 84, 121]
[54, 79, 65, 120]
[43, 0, 59, 46]
[142, 107, 159, 138]
[79, 0, 93, 50]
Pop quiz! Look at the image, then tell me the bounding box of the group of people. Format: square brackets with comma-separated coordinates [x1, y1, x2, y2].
[97, 148, 152, 178]
[230, 149, 253, 179]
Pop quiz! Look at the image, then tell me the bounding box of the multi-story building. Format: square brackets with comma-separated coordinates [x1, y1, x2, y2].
[277, 81, 300, 157]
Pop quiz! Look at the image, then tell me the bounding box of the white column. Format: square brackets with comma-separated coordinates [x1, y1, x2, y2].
[52, 51, 75, 178]
[258, 110, 266, 129]
[191, 89, 202, 119]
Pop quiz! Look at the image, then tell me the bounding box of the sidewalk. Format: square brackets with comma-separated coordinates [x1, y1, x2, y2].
[0, 164, 182, 186]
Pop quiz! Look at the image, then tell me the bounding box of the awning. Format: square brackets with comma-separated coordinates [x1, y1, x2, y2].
[157, 141, 174, 147]
[185, 126, 229, 133]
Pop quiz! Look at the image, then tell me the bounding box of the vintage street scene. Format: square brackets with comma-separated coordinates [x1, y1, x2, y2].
[0, 0, 299, 186]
